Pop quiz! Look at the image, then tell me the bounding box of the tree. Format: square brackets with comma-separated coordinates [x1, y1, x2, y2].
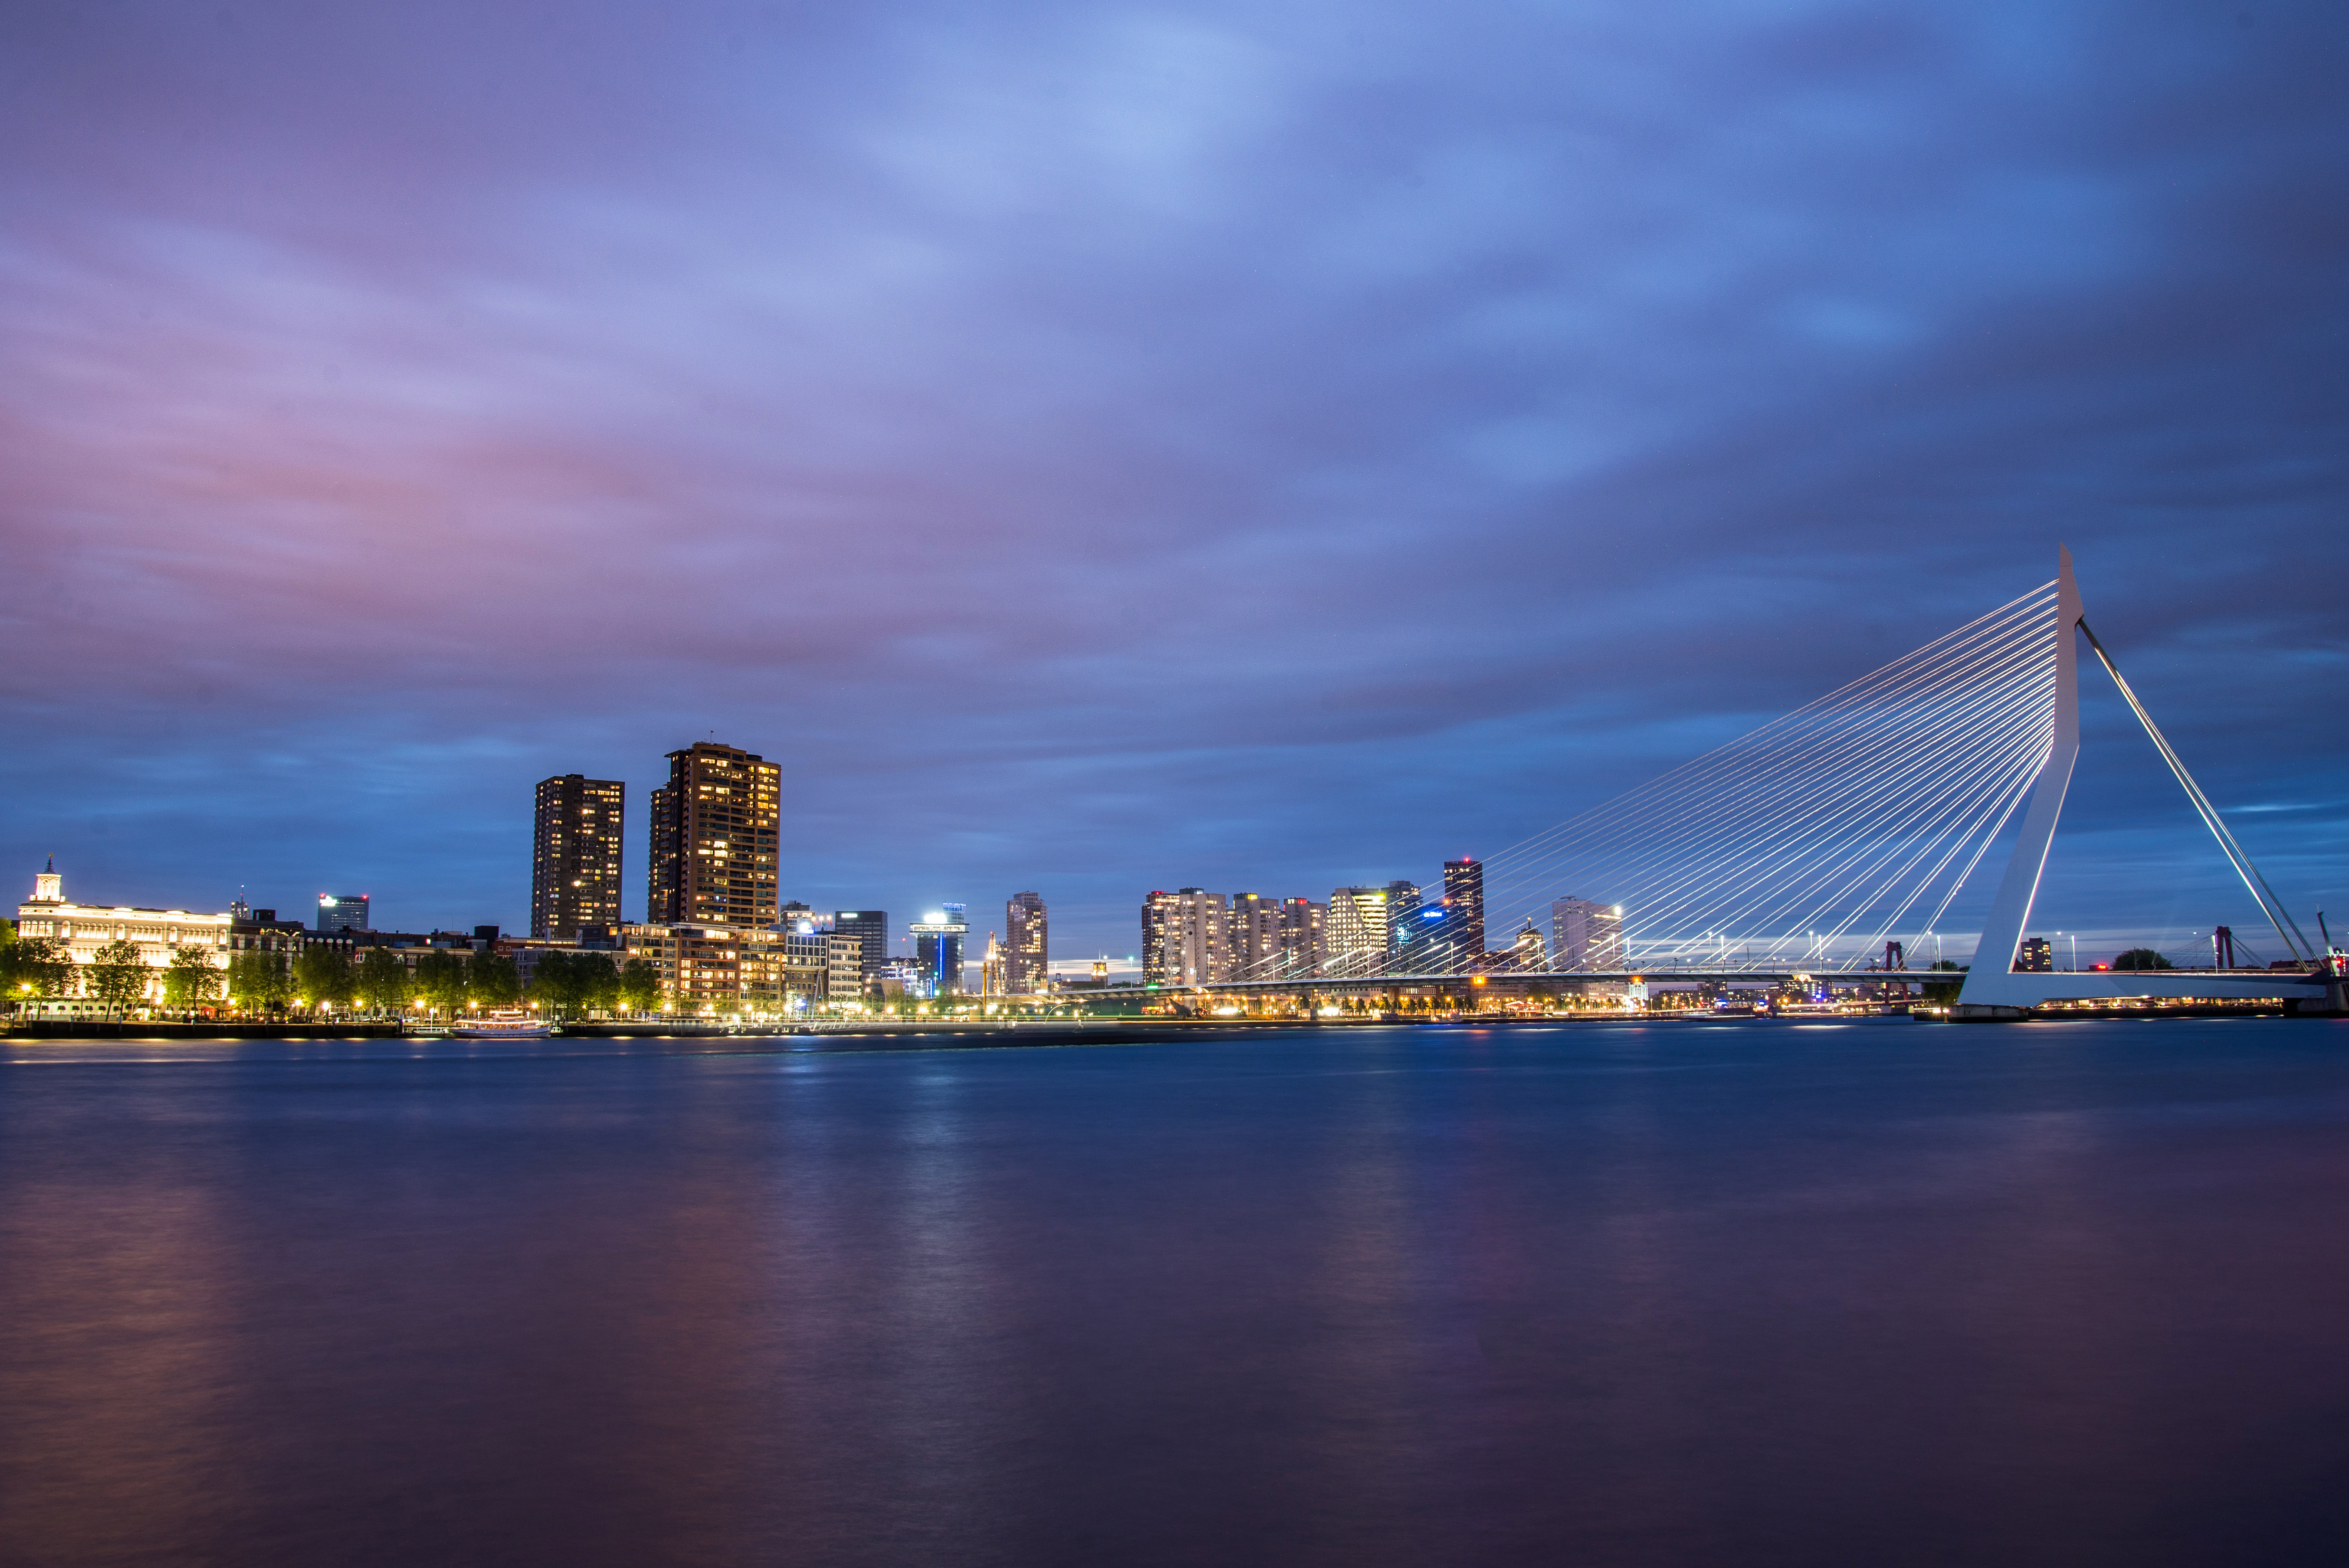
[2, 933, 71, 1007]
[164, 945, 225, 1009]
[233, 950, 295, 1015]
[2114, 948, 2175, 971]
[415, 950, 469, 1018]
[531, 950, 586, 1018]
[86, 938, 151, 1014]
[618, 958, 662, 1014]
[1922, 958, 1968, 1003]
[469, 951, 521, 1009]
[355, 948, 413, 1015]
[294, 946, 357, 1013]
[577, 952, 620, 1016]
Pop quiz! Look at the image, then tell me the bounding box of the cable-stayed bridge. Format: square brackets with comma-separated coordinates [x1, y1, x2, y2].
[1117, 548, 2344, 1017]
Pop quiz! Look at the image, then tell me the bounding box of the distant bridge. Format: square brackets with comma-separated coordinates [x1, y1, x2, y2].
[1123, 548, 2343, 1018]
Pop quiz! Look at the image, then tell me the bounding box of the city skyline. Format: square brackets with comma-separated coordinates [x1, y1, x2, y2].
[3, 2, 2342, 967]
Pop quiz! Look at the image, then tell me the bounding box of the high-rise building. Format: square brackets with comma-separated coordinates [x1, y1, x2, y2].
[531, 774, 624, 940]
[1442, 858, 1486, 961]
[318, 893, 370, 933]
[1141, 890, 1178, 985]
[912, 904, 968, 996]
[1167, 889, 1226, 985]
[1384, 880, 1421, 969]
[1005, 892, 1048, 995]
[834, 910, 889, 979]
[1279, 897, 1326, 979]
[1551, 897, 1625, 971]
[647, 742, 781, 928]
[1227, 892, 1282, 982]
[980, 932, 1006, 997]
[1326, 886, 1394, 978]
[1510, 920, 1547, 971]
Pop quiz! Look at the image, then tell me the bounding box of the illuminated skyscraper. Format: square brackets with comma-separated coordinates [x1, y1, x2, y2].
[1005, 891, 1048, 994]
[1166, 889, 1226, 985]
[1227, 892, 1282, 981]
[317, 893, 369, 933]
[911, 904, 969, 996]
[531, 774, 624, 939]
[1326, 886, 1394, 978]
[1141, 890, 1178, 984]
[1442, 858, 1485, 960]
[647, 742, 781, 927]
[834, 910, 889, 979]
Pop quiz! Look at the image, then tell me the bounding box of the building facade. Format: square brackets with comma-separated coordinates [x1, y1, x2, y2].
[1279, 897, 1326, 979]
[1227, 892, 1281, 982]
[1442, 858, 1486, 961]
[531, 774, 624, 940]
[1004, 891, 1048, 994]
[826, 932, 865, 1003]
[1325, 886, 1394, 978]
[647, 742, 781, 928]
[620, 922, 781, 1013]
[15, 862, 231, 1004]
[1383, 880, 1421, 968]
[833, 911, 889, 980]
[317, 893, 369, 933]
[1551, 898, 1626, 972]
[911, 904, 968, 997]
[1165, 889, 1226, 986]
[1141, 890, 1178, 985]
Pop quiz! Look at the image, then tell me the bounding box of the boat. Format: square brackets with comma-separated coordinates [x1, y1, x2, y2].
[449, 1014, 553, 1039]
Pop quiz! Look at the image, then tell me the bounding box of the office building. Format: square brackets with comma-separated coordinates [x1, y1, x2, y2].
[1005, 892, 1048, 995]
[1326, 886, 1393, 978]
[318, 893, 370, 933]
[1394, 899, 1455, 974]
[1551, 897, 1626, 971]
[1442, 858, 1486, 961]
[912, 904, 968, 996]
[1510, 920, 1547, 971]
[1384, 880, 1421, 967]
[647, 742, 781, 928]
[531, 774, 624, 940]
[979, 932, 1006, 997]
[834, 910, 889, 978]
[2016, 936, 2053, 973]
[825, 932, 865, 1002]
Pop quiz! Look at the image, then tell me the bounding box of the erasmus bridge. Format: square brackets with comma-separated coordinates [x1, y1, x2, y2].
[1116, 548, 2346, 1018]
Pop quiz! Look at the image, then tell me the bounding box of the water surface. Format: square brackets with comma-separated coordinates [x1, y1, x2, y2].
[4, 1019, 2347, 1566]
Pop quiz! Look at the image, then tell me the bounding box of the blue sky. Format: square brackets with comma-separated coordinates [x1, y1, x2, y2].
[2, 0, 2344, 963]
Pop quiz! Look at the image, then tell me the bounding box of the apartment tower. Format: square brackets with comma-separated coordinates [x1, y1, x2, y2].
[647, 742, 782, 927]
[1005, 892, 1048, 995]
[531, 774, 625, 939]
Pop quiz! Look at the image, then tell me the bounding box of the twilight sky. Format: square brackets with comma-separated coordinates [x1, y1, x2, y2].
[3, 0, 2345, 964]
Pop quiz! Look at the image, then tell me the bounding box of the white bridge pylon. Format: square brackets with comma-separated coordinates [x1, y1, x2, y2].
[1956, 546, 2320, 1010]
[1452, 545, 2332, 1009]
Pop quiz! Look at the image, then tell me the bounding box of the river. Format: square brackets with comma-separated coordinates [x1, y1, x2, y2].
[3, 1017, 2346, 1565]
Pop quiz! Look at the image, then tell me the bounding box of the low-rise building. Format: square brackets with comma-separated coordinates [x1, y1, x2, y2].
[15, 860, 231, 1006]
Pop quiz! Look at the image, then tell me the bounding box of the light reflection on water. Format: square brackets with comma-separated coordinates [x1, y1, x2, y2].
[4, 1019, 2349, 1566]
